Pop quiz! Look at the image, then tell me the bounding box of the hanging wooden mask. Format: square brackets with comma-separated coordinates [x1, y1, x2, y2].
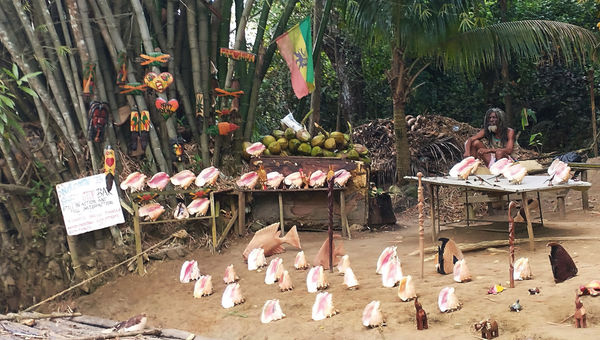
[83, 63, 96, 96]
[155, 98, 179, 120]
[196, 93, 204, 117]
[104, 145, 116, 192]
[116, 51, 127, 85]
[144, 72, 173, 92]
[170, 137, 185, 162]
[87, 101, 109, 143]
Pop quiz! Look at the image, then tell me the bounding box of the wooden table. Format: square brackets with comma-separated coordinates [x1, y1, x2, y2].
[237, 187, 351, 239]
[405, 174, 591, 251]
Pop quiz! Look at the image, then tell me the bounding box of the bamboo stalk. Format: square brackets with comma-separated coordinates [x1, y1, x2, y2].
[417, 172, 425, 279]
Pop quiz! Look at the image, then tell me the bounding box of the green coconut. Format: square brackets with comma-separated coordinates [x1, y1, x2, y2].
[360, 156, 371, 165]
[298, 143, 312, 155]
[262, 135, 276, 147]
[277, 138, 289, 150]
[296, 129, 311, 142]
[289, 138, 301, 153]
[324, 138, 337, 150]
[242, 141, 252, 160]
[284, 127, 296, 140]
[354, 143, 369, 155]
[272, 129, 285, 139]
[311, 134, 325, 147]
[268, 141, 281, 155]
[311, 146, 323, 157]
[347, 149, 360, 160]
[264, 149, 271, 156]
[280, 150, 289, 157]
[330, 131, 345, 145]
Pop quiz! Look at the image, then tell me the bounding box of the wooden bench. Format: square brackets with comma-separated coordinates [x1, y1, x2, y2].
[568, 162, 600, 210]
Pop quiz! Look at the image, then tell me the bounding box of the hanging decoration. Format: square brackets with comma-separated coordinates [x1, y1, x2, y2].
[155, 98, 179, 120]
[217, 122, 239, 136]
[195, 93, 204, 117]
[214, 88, 244, 98]
[104, 145, 116, 192]
[139, 52, 171, 66]
[219, 48, 256, 63]
[87, 101, 109, 143]
[170, 137, 185, 162]
[144, 72, 173, 93]
[119, 82, 147, 95]
[129, 108, 151, 152]
[82, 63, 96, 97]
[215, 108, 232, 116]
[116, 51, 127, 85]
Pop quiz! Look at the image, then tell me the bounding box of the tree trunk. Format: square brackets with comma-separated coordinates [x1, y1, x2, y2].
[197, 1, 211, 167]
[309, 0, 324, 134]
[589, 68, 598, 157]
[217, 0, 233, 88]
[390, 47, 411, 185]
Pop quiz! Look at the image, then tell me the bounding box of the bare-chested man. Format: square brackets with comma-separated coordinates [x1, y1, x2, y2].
[464, 108, 516, 167]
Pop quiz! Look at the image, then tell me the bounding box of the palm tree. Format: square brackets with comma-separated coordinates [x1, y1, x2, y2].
[350, 0, 597, 185]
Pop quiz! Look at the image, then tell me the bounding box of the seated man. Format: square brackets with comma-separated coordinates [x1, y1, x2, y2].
[464, 108, 516, 167]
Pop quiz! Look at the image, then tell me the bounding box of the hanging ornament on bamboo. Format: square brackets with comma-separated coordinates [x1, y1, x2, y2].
[87, 101, 109, 143]
[82, 63, 96, 97]
[104, 145, 116, 192]
[139, 110, 151, 150]
[119, 82, 147, 95]
[144, 72, 173, 93]
[116, 51, 127, 85]
[129, 107, 141, 151]
[215, 88, 244, 98]
[170, 137, 185, 162]
[196, 93, 205, 117]
[139, 52, 170, 66]
[129, 108, 151, 153]
[155, 98, 179, 120]
[217, 122, 240, 136]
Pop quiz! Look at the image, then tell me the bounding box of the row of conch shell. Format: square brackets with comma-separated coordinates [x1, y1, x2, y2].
[513, 257, 532, 280]
[247, 248, 267, 271]
[362, 301, 384, 328]
[438, 287, 461, 312]
[397, 275, 416, 301]
[279, 270, 293, 291]
[337, 255, 350, 274]
[222, 283, 245, 308]
[193, 275, 213, 297]
[343, 267, 359, 289]
[180, 260, 201, 283]
[453, 259, 472, 283]
[307, 266, 328, 293]
[265, 258, 284, 285]
[261, 299, 285, 324]
[223, 264, 239, 284]
[312, 292, 337, 321]
[295, 251, 309, 270]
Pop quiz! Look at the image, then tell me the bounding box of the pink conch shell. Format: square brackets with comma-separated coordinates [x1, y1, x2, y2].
[266, 171, 285, 189]
[265, 257, 284, 285]
[237, 171, 259, 189]
[376, 246, 397, 274]
[307, 266, 328, 293]
[337, 254, 350, 274]
[221, 283, 245, 308]
[513, 257, 532, 280]
[548, 158, 562, 176]
[449, 157, 480, 179]
[334, 169, 351, 187]
[187, 198, 210, 217]
[261, 299, 285, 324]
[193, 275, 213, 297]
[279, 270, 293, 291]
[381, 257, 403, 288]
[309, 170, 327, 188]
[343, 267, 359, 290]
[120, 172, 147, 192]
[550, 161, 571, 185]
[179, 260, 200, 283]
[242, 223, 301, 260]
[438, 287, 461, 312]
[489, 158, 513, 176]
[362, 301, 384, 328]
[295, 251, 309, 270]
[223, 264, 239, 284]
[138, 203, 165, 221]
[502, 163, 527, 184]
[173, 202, 189, 219]
[195, 166, 220, 187]
[247, 248, 267, 271]
[170, 170, 196, 189]
[246, 142, 266, 157]
[312, 292, 337, 321]
[453, 259, 472, 283]
[147, 172, 170, 190]
[284, 172, 303, 188]
[397, 275, 417, 301]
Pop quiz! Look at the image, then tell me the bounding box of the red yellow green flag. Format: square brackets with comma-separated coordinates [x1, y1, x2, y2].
[275, 17, 314, 99]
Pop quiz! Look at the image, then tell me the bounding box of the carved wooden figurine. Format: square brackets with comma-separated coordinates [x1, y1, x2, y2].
[474, 319, 499, 339]
[575, 293, 587, 328]
[415, 297, 428, 330]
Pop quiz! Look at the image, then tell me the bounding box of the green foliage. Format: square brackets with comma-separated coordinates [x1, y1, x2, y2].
[0, 63, 40, 137]
[529, 132, 544, 152]
[28, 177, 57, 221]
[520, 108, 537, 130]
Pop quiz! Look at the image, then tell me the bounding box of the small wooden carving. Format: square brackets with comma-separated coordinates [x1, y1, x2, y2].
[474, 319, 499, 339]
[415, 297, 428, 330]
[575, 293, 587, 328]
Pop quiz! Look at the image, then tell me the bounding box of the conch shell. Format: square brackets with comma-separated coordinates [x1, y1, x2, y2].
[337, 254, 350, 274]
[362, 301, 384, 328]
[223, 264, 239, 284]
[381, 257, 403, 288]
[279, 270, 293, 291]
[453, 259, 472, 283]
[376, 246, 397, 274]
[179, 260, 200, 283]
[221, 283, 245, 308]
[343, 267, 359, 290]
[438, 287, 461, 312]
[513, 257, 532, 280]
[193, 275, 213, 297]
[247, 248, 267, 271]
[397, 275, 417, 301]
[261, 299, 285, 324]
[265, 257, 284, 285]
[311, 292, 337, 321]
[295, 251, 309, 270]
[307, 266, 328, 293]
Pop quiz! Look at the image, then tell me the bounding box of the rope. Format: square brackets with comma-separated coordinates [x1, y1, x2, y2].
[23, 233, 179, 312]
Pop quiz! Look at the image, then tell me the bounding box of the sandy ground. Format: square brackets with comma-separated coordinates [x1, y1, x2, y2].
[72, 171, 600, 340]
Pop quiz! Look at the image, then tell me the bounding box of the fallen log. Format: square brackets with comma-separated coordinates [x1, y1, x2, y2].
[75, 328, 161, 340]
[0, 312, 81, 321]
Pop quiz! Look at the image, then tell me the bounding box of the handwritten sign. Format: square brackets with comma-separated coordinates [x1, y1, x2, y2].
[56, 174, 125, 236]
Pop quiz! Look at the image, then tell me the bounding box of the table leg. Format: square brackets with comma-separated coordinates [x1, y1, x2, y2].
[133, 202, 144, 276]
[557, 195, 566, 218]
[340, 191, 350, 239]
[238, 191, 245, 235]
[521, 192, 535, 251]
[429, 184, 437, 243]
[436, 186, 440, 235]
[537, 191, 544, 227]
[582, 170, 589, 210]
[278, 192, 285, 236]
[465, 189, 470, 228]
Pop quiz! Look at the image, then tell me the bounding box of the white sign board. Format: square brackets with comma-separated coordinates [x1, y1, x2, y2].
[56, 174, 125, 236]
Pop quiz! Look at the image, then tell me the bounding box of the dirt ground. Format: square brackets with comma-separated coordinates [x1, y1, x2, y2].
[70, 166, 600, 340]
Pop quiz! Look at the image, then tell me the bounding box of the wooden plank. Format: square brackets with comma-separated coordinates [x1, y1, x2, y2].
[238, 191, 245, 235]
[340, 191, 350, 239]
[429, 184, 437, 243]
[568, 162, 600, 169]
[0, 321, 53, 338]
[278, 193, 285, 235]
[133, 202, 144, 276]
[216, 205, 238, 249]
[582, 170, 589, 210]
[522, 192, 535, 251]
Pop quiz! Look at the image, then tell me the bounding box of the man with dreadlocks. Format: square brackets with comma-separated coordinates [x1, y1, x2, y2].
[464, 108, 517, 167]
